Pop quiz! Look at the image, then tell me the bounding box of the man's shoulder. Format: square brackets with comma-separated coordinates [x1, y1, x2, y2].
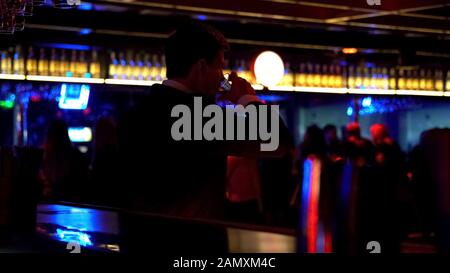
[131, 84, 172, 110]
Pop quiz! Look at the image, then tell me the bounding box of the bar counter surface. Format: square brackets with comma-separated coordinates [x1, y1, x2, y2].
[34, 202, 296, 254]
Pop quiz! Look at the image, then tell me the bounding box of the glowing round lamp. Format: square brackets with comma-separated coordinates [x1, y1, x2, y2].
[253, 51, 284, 87]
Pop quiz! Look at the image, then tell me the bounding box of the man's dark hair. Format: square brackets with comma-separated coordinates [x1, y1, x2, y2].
[165, 20, 229, 79]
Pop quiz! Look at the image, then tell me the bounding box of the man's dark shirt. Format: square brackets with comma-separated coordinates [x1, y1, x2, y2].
[119, 84, 291, 220]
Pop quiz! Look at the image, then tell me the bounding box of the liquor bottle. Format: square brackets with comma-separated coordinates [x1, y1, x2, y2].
[446, 71, 450, 91]
[125, 51, 134, 80]
[296, 63, 306, 87]
[398, 69, 405, 90]
[382, 68, 389, 89]
[143, 53, 151, 81]
[26, 46, 37, 75]
[306, 63, 314, 87]
[321, 64, 329, 88]
[49, 48, 59, 76]
[405, 70, 412, 90]
[160, 55, 167, 80]
[118, 52, 126, 79]
[282, 62, 294, 87]
[435, 70, 444, 91]
[13, 46, 25, 75]
[355, 67, 363, 88]
[313, 64, 321, 87]
[389, 68, 396, 90]
[151, 54, 161, 81]
[59, 49, 69, 77]
[134, 52, 143, 80]
[348, 66, 355, 89]
[335, 66, 344, 88]
[412, 70, 419, 90]
[426, 70, 434, 90]
[69, 50, 77, 77]
[1, 51, 9, 74]
[370, 68, 378, 89]
[373, 68, 379, 89]
[109, 52, 118, 79]
[419, 69, 426, 90]
[89, 50, 101, 78]
[363, 67, 370, 89]
[77, 51, 88, 77]
[38, 48, 49, 76]
[327, 65, 335, 88]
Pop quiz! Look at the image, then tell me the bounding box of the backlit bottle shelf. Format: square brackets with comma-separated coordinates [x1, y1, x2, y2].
[0, 74, 26, 80]
[26, 75, 105, 84]
[396, 90, 445, 96]
[294, 86, 347, 94]
[2, 73, 450, 97]
[104, 79, 161, 86]
[347, 88, 396, 95]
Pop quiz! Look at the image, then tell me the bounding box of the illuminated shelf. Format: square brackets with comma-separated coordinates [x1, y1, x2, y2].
[0, 74, 26, 80]
[396, 90, 445, 96]
[347, 88, 396, 95]
[104, 79, 161, 86]
[26, 75, 105, 84]
[295, 86, 347, 94]
[2, 74, 450, 97]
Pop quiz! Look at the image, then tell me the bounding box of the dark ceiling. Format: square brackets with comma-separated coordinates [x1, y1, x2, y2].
[1, 0, 449, 63]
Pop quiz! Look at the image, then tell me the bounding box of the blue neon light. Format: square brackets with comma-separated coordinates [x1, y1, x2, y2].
[257, 94, 286, 102]
[38, 43, 91, 51]
[58, 84, 90, 110]
[77, 2, 93, 10]
[79, 28, 92, 35]
[362, 97, 372, 107]
[68, 127, 92, 142]
[346, 106, 353, 117]
[56, 228, 93, 247]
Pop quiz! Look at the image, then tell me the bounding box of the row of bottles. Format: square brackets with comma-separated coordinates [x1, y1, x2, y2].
[295, 63, 345, 88]
[224, 61, 346, 88]
[0, 46, 102, 78]
[348, 66, 393, 90]
[397, 69, 446, 91]
[1, 46, 25, 75]
[2, 48, 450, 91]
[223, 60, 450, 91]
[108, 51, 166, 81]
[27, 47, 101, 78]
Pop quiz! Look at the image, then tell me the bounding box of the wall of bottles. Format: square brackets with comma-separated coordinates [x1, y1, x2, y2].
[107, 51, 166, 81]
[1, 45, 450, 92]
[0, 46, 102, 78]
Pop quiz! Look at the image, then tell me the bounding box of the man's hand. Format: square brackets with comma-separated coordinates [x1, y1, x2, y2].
[220, 72, 256, 104]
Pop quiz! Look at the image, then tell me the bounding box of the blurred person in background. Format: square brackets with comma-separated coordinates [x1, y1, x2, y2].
[368, 123, 408, 253]
[294, 125, 338, 253]
[324, 124, 344, 161]
[40, 119, 88, 201]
